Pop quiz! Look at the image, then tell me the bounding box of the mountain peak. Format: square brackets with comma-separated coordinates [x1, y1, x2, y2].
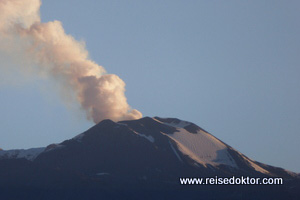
[154, 117, 189, 126]
[1, 116, 298, 183]
[95, 118, 116, 127]
[0, 116, 299, 199]
[153, 117, 206, 134]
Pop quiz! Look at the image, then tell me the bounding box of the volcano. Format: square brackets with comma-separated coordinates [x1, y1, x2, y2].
[0, 117, 299, 199]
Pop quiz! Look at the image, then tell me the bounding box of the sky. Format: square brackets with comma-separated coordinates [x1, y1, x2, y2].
[0, 0, 299, 172]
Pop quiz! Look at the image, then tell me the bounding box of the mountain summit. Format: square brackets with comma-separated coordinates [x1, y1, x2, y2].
[0, 117, 299, 199]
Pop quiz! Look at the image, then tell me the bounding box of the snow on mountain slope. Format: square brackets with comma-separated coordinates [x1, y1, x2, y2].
[69, 117, 271, 173]
[1, 116, 292, 177]
[154, 117, 275, 175]
[0, 147, 45, 161]
[154, 117, 238, 168]
[235, 151, 269, 174]
[133, 130, 155, 143]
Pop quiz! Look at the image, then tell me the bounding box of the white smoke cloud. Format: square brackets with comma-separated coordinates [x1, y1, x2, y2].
[0, 0, 142, 123]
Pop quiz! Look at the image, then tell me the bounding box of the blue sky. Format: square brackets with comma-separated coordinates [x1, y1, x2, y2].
[0, 0, 299, 172]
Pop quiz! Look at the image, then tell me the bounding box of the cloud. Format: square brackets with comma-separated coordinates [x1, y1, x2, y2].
[0, 0, 142, 123]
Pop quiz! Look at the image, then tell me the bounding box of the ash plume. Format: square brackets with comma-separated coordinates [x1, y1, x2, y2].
[0, 0, 142, 123]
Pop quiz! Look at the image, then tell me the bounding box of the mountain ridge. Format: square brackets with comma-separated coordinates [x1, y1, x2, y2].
[0, 116, 299, 199]
[0, 116, 298, 178]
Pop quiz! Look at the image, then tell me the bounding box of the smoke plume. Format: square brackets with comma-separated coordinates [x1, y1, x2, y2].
[0, 0, 142, 123]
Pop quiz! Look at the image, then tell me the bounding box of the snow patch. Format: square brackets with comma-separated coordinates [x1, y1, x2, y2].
[0, 147, 45, 161]
[162, 128, 238, 168]
[132, 131, 155, 143]
[45, 144, 65, 152]
[246, 159, 269, 174]
[139, 134, 155, 143]
[245, 157, 269, 174]
[168, 141, 183, 162]
[152, 118, 164, 124]
[235, 151, 269, 174]
[154, 118, 191, 128]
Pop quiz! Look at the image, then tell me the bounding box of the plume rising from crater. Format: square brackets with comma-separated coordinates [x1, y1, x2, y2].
[0, 0, 142, 123]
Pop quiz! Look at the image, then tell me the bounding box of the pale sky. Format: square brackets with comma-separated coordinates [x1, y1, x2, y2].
[0, 0, 299, 172]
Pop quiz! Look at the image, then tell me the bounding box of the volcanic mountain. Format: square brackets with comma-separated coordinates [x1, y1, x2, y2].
[0, 117, 299, 200]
